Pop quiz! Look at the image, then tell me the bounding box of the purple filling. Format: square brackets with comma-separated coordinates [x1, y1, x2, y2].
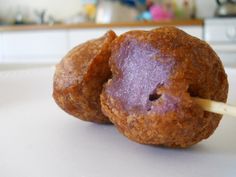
[107, 39, 175, 113]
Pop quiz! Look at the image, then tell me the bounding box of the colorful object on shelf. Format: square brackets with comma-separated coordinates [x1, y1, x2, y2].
[84, 4, 96, 20]
[137, 11, 152, 21]
[140, 0, 196, 20]
[150, 4, 173, 20]
[82, 0, 97, 21]
[173, 0, 196, 19]
[146, 0, 154, 9]
[120, 0, 146, 7]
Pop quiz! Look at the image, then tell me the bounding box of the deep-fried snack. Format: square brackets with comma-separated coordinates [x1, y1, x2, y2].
[100, 27, 228, 147]
[53, 30, 117, 123]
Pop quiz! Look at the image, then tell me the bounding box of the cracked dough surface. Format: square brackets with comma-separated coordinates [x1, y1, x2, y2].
[53, 30, 117, 123]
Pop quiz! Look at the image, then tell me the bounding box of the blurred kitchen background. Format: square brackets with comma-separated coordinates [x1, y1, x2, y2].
[0, 0, 236, 68]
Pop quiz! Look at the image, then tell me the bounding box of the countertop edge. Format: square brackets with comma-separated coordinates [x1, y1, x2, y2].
[0, 19, 203, 32]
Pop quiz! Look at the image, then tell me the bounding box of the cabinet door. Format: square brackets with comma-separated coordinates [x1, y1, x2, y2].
[0, 33, 3, 62]
[68, 28, 108, 49]
[179, 26, 203, 39]
[68, 26, 160, 49]
[68, 26, 203, 51]
[114, 26, 203, 39]
[2, 30, 68, 63]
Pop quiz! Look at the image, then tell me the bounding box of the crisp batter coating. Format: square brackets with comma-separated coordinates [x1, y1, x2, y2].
[100, 27, 228, 147]
[53, 30, 117, 123]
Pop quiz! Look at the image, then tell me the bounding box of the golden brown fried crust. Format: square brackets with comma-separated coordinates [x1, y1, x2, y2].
[53, 30, 117, 123]
[100, 27, 228, 147]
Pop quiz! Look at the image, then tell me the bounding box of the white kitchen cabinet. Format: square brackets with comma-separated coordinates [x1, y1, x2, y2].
[114, 26, 203, 39]
[68, 28, 108, 49]
[0, 25, 203, 63]
[0, 33, 3, 62]
[179, 26, 203, 39]
[68, 26, 203, 49]
[68, 26, 157, 48]
[68, 27, 152, 49]
[115, 26, 203, 39]
[2, 30, 68, 63]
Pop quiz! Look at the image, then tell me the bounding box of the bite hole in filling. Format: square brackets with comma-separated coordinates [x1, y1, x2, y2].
[149, 93, 162, 101]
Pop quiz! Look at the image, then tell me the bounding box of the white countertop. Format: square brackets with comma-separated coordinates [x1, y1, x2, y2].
[0, 67, 236, 177]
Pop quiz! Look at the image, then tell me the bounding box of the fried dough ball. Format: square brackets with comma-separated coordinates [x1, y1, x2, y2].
[100, 27, 228, 147]
[53, 30, 117, 123]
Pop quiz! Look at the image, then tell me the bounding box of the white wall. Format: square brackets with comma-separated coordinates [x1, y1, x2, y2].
[0, 0, 218, 22]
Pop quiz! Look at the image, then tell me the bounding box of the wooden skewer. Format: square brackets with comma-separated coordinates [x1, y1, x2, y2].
[193, 97, 236, 117]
